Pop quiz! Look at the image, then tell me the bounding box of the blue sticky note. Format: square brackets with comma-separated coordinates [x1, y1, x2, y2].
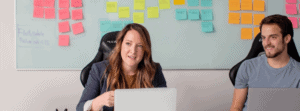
[201, 0, 212, 7]
[111, 21, 123, 31]
[176, 9, 187, 20]
[188, 0, 199, 6]
[188, 9, 200, 20]
[201, 9, 213, 21]
[123, 20, 133, 27]
[201, 21, 213, 33]
[100, 21, 111, 32]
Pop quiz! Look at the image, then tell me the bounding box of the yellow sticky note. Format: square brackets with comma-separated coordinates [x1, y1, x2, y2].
[253, 14, 265, 25]
[229, 0, 240, 11]
[174, 0, 185, 5]
[241, 13, 252, 24]
[133, 12, 144, 23]
[228, 12, 240, 24]
[253, 0, 265, 11]
[134, 0, 145, 10]
[147, 7, 159, 18]
[106, 2, 117, 13]
[159, 0, 171, 9]
[119, 7, 130, 18]
[241, 28, 252, 40]
[254, 27, 260, 37]
[241, 0, 252, 10]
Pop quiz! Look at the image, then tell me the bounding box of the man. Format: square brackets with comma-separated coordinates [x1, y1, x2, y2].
[230, 14, 300, 111]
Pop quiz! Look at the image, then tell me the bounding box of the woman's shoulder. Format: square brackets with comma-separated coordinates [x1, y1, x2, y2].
[92, 60, 109, 69]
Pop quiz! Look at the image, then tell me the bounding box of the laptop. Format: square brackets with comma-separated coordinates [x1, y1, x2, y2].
[247, 88, 300, 111]
[114, 88, 177, 111]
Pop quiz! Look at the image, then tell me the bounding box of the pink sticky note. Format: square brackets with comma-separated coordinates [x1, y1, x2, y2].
[286, 4, 297, 15]
[288, 17, 298, 28]
[59, 0, 69, 8]
[286, 0, 297, 3]
[59, 8, 70, 20]
[44, 0, 55, 7]
[72, 22, 84, 35]
[33, 7, 44, 18]
[45, 8, 55, 19]
[59, 21, 70, 33]
[71, 0, 82, 7]
[34, 0, 44, 7]
[72, 9, 83, 20]
[59, 35, 70, 46]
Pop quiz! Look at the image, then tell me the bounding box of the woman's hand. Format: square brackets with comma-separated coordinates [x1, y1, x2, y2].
[91, 91, 115, 110]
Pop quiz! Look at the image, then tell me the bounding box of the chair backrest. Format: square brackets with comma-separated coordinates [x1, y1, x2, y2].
[80, 31, 119, 87]
[229, 33, 300, 86]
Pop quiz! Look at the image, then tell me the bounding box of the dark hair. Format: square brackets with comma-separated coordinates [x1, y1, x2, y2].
[259, 14, 294, 38]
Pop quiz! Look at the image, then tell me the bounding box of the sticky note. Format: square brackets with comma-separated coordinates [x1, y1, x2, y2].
[45, 8, 55, 19]
[59, 0, 69, 8]
[288, 17, 298, 28]
[123, 20, 133, 27]
[100, 21, 111, 32]
[174, 0, 185, 5]
[253, 0, 265, 11]
[147, 7, 159, 18]
[188, 9, 200, 20]
[241, 28, 252, 40]
[133, 12, 144, 23]
[254, 27, 260, 37]
[188, 0, 199, 6]
[72, 22, 84, 35]
[59, 35, 69, 46]
[58, 21, 70, 33]
[228, 12, 240, 24]
[253, 14, 265, 25]
[286, 0, 297, 3]
[71, 0, 82, 7]
[106, 2, 118, 13]
[59, 8, 70, 20]
[201, 22, 214, 33]
[72, 9, 83, 20]
[201, 0, 212, 7]
[241, 13, 252, 24]
[201, 9, 213, 21]
[33, 7, 44, 18]
[229, 0, 240, 11]
[175, 9, 187, 20]
[119, 7, 130, 18]
[34, 0, 43, 7]
[159, 0, 171, 9]
[44, 0, 55, 7]
[134, 0, 145, 10]
[241, 0, 252, 10]
[111, 21, 123, 31]
[286, 4, 297, 15]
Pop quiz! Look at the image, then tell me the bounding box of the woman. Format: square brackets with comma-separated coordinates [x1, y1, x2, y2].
[76, 23, 167, 111]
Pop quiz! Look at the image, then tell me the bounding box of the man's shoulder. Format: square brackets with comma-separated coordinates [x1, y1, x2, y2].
[290, 57, 300, 71]
[242, 55, 265, 67]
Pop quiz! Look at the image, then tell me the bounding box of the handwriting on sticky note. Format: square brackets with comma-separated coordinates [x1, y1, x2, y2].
[201, 0, 212, 7]
[253, 0, 265, 11]
[159, 0, 171, 9]
[147, 7, 159, 18]
[201, 9, 213, 21]
[72, 22, 84, 35]
[286, 4, 297, 15]
[123, 20, 133, 27]
[59, 8, 70, 20]
[72, 9, 83, 20]
[286, 0, 297, 3]
[59, 35, 69, 46]
[174, 0, 185, 5]
[201, 22, 213, 33]
[44, 0, 55, 7]
[241, 0, 252, 10]
[71, 0, 82, 7]
[241, 28, 252, 40]
[133, 12, 144, 23]
[134, 0, 145, 10]
[34, 0, 43, 7]
[229, 0, 240, 11]
[254, 27, 260, 37]
[119, 7, 130, 18]
[59, 0, 69, 8]
[253, 14, 265, 25]
[45, 8, 55, 19]
[188, 9, 199, 20]
[188, 0, 199, 6]
[59, 21, 70, 33]
[106, 2, 118, 13]
[100, 21, 111, 32]
[288, 17, 298, 28]
[111, 21, 123, 31]
[33, 7, 44, 18]
[228, 12, 240, 24]
[241, 13, 252, 24]
[176, 9, 187, 20]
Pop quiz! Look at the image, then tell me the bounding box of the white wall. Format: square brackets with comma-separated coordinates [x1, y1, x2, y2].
[0, 1, 234, 111]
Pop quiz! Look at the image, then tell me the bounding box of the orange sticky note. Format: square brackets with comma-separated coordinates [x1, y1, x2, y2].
[241, 28, 252, 40]
[33, 7, 44, 18]
[174, 0, 185, 5]
[59, 35, 69, 46]
[253, 0, 265, 11]
[58, 21, 70, 33]
[241, 13, 252, 24]
[72, 9, 83, 20]
[254, 27, 260, 37]
[59, 0, 69, 8]
[71, 0, 82, 7]
[59, 8, 70, 20]
[44, 0, 55, 7]
[253, 14, 265, 25]
[228, 12, 240, 24]
[241, 0, 252, 10]
[45, 8, 55, 19]
[34, 0, 44, 7]
[72, 22, 84, 35]
[288, 17, 298, 28]
[229, 0, 240, 11]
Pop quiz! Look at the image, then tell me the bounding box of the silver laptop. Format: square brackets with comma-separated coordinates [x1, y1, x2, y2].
[247, 88, 300, 111]
[114, 88, 177, 111]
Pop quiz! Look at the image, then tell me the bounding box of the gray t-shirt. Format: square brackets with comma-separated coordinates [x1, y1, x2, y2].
[235, 55, 300, 111]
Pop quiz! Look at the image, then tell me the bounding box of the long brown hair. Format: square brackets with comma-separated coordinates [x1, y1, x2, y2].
[104, 23, 156, 91]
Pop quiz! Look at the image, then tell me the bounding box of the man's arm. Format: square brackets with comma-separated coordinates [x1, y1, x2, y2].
[230, 88, 248, 111]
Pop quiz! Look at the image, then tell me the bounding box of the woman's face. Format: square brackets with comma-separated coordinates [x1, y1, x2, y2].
[121, 29, 145, 70]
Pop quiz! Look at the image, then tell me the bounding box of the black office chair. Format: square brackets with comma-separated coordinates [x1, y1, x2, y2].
[80, 31, 119, 87]
[229, 33, 300, 86]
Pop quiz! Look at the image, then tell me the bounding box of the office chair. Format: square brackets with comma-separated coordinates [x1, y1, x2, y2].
[229, 33, 300, 86]
[80, 31, 119, 87]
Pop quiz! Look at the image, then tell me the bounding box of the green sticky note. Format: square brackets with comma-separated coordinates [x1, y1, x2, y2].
[147, 7, 159, 18]
[201, 9, 213, 21]
[201, 0, 212, 7]
[201, 21, 213, 32]
[133, 12, 144, 23]
[119, 7, 130, 18]
[100, 20, 111, 32]
[188, 9, 199, 20]
[123, 20, 133, 27]
[188, 0, 199, 6]
[106, 2, 118, 13]
[175, 9, 187, 20]
[111, 21, 123, 31]
[159, 0, 171, 9]
[134, 0, 145, 10]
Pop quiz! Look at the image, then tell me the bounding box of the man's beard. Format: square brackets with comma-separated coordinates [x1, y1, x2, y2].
[264, 42, 285, 58]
